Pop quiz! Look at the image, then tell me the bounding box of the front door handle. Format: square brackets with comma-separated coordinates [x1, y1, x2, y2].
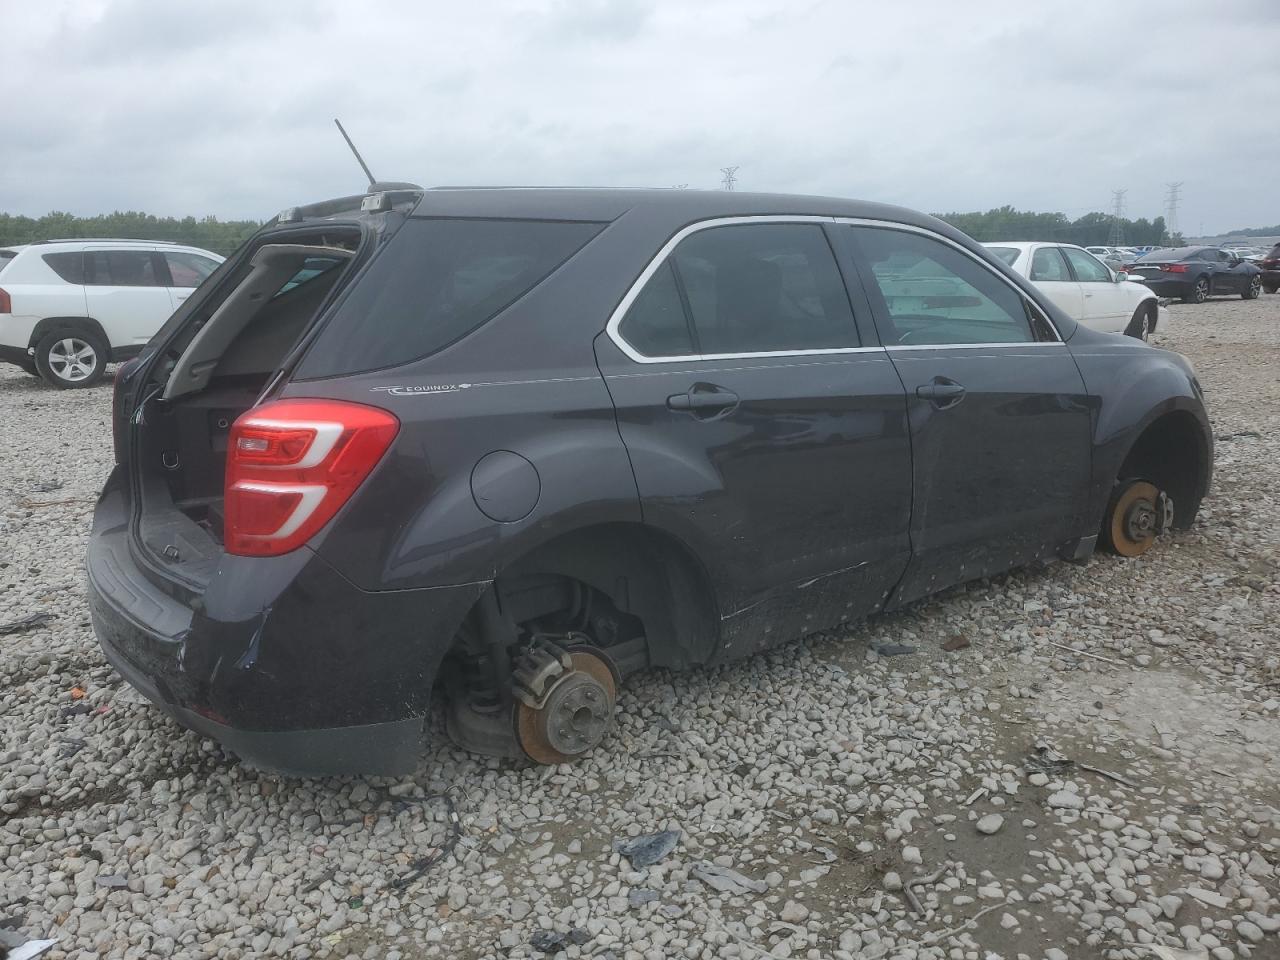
[916, 377, 966, 409]
[667, 384, 740, 417]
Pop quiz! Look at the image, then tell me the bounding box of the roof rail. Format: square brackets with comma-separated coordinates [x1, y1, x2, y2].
[28, 237, 193, 246]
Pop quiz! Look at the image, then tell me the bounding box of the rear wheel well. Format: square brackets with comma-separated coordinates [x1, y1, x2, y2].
[1116, 411, 1208, 530]
[451, 522, 719, 676]
[29, 316, 112, 350]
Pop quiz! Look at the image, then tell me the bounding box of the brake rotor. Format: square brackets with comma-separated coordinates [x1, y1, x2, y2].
[1109, 480, 1162, 558]
[515, 648, 617, 765]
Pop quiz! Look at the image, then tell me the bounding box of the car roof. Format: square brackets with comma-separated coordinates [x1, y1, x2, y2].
[982, 241, 1089, 252]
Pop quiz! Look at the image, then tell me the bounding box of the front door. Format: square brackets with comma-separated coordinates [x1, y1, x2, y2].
[83, 249, 175, 347]
[1063, 246, 1128, 331]
[596, 220, 913, 654]
[843, 224, 1094, 607]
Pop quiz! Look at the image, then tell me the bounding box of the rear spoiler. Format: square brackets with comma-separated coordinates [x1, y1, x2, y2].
[272, 183, 425, 226]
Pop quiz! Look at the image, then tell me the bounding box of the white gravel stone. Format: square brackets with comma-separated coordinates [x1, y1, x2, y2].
[976, 814, 1005, 835]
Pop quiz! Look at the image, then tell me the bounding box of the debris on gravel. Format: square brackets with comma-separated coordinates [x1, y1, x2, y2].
[1, 298, 1278, 958]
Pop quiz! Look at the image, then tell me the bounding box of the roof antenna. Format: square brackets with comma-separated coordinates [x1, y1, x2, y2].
[334, 118, 376, 187]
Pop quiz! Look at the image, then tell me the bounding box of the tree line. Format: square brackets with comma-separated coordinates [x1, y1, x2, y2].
[934, 206, 1176, 246]
[0, 211, 262, 256]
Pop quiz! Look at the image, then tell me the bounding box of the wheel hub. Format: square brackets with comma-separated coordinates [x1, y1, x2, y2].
[513, 643, 617, 764]
[542, 672, 611, 755]
[1123, 499, 1156, 541]
[48, 338, 97, 382]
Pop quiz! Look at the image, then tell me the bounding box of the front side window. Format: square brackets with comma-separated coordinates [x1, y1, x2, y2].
[85, 250, 162, 287]
[849, 226, 1037, 346]
[1063, 247, 1111, 282]
[1030, 247, 1071, 282]
[164, 251, 219, 287]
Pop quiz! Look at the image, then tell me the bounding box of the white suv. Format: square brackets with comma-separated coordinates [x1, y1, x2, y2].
[0, 239, 224, 388]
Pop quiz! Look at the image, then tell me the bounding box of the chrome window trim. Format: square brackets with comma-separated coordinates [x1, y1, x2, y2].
[886, 342, 1067, 352]
[604, 215, 1063, 364]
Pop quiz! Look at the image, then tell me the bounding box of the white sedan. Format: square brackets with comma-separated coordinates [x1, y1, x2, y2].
[985, 241, 1167, 340]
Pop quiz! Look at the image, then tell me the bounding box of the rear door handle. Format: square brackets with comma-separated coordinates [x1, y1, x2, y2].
[667, 384, 739, 417]
[916, 378, 966, 409]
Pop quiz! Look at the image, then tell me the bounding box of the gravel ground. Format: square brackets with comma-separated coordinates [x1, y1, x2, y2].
[1, 297, 1278, 960]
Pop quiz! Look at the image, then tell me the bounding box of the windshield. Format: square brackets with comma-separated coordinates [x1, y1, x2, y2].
[986, 246, 1020, 266]
[0, 250, 17, 275]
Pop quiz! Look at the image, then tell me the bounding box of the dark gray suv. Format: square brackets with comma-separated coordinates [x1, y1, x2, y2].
[89, 185, 1212, 775]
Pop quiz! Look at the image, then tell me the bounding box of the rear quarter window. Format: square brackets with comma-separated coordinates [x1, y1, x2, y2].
[298, 217, 603, 377]
[42, 252, 86, 283]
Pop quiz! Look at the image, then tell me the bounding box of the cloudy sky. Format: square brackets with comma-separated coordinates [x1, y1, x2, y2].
[5, 0, 1278, 234]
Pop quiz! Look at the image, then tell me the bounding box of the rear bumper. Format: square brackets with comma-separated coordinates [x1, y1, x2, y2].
[1262, 269, 1280, 287]
[87, 470, 487, 775]
[1135, 278, 1190, 299]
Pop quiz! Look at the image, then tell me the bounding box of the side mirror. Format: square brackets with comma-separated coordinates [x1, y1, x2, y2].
[1114, 271, 1126, 282]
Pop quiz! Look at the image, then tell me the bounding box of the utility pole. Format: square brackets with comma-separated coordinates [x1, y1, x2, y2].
[1163, 182, 1183, 244]
[1107, 189, 1127, 247]
[719, 166, 739, 191]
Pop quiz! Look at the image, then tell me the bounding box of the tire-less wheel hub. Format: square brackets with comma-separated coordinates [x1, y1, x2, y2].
[513, 642, 617, 764]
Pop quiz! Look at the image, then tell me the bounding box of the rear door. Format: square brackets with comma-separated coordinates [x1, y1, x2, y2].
[162, 250, 221, 310]
[842, 223, 1094, 606]
[1028, 245, 1085, 320]
[596, 218, 913, 645]
[1201, 249, 1236, 294]
[83, 248, 175, 347]
[1062, 246, 1128, 331]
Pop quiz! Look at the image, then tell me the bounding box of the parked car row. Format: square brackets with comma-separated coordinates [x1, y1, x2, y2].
[88, 185, 1213, 773]
[0, 239, 224, 387]
[985, 242, 1165, 339]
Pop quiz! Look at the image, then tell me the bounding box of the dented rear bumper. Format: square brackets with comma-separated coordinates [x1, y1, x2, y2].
[86, 474, 486, 775]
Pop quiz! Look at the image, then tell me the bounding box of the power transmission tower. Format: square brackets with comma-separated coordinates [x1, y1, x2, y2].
[1163, 182, 1183, 243]
[1107, 189, 1127, 246]
[719, 166, 739, 191]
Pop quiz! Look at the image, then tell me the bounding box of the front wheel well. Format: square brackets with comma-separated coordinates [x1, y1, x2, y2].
[1116, 411, 1209, 530]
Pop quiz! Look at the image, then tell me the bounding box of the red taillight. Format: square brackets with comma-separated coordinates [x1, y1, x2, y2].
[1160, 264, 1189, 273]
[224, 399, 399, 557]
[0, 287, 11, 313]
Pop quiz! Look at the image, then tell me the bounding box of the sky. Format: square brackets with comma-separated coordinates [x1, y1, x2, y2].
[3, 0, 1278, 235]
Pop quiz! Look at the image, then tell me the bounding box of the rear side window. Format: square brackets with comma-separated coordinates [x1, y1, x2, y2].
[42, 252, 85, 283]
[672, 224, 858, 354]
[619, 261, 695, 357]
[986, 246, 1019, 266]
[618, 222, 859, 358]
[164, 251, 219, 287]
[300, 218, 603, 376]
[1030, 247, 1070, 282]
[85, 250, 163, 286]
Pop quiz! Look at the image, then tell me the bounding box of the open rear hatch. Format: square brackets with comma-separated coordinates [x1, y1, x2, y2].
[127, 228, 362, 590]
